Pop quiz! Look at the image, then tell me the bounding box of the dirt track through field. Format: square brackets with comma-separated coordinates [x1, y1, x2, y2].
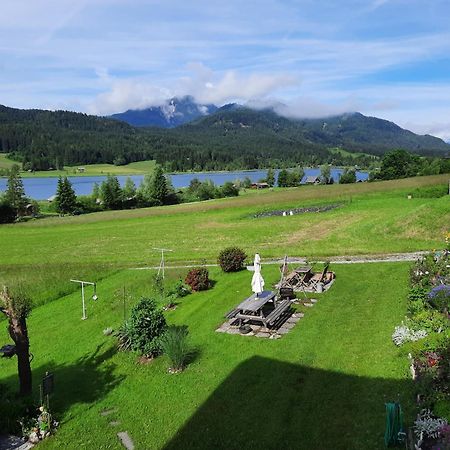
[132, 251, 429, 270]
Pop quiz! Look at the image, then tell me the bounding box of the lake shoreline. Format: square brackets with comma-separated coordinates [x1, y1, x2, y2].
[0, 168, 370, 200]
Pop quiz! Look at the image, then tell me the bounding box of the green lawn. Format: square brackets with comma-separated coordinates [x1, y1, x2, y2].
[0, 154, 156, 177]
[0, 263, 413, 449]
[0, 175, 448, 270]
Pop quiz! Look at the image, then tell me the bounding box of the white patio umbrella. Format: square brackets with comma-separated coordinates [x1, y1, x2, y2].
[251, 253, 265, 296]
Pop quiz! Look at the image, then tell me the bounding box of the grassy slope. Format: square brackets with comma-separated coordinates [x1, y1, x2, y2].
[0, 175, 448, 269]
[0, 263, 413, 449]
[0, 154, 155, 177]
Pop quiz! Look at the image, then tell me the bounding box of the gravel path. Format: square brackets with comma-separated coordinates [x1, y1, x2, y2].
[132, 251, 428, 270]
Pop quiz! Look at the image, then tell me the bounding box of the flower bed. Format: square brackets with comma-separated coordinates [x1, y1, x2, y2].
[393, 239, 450, 448]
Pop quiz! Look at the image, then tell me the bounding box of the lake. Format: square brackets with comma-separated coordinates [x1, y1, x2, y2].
[0, 168, 369, 200]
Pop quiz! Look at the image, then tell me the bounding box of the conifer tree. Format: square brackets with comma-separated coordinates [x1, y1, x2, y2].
[277, 169, 289, 187]
[123, 177, 137, 199]
[55, 176, 77, 214]
[91, 182, 100, 201]
[100, 174, 123, 209]
[320, 165, 331, 184]
[266, 168, 275, 187]
[150, 165, 168, 205]
[5, 165, 27, 216]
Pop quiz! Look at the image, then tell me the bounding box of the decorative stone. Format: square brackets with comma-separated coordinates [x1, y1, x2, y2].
[100, 408, 117, 416]
[117, 432, 135, 450]
[226, 328, 241, 334]
[277, 327, 290, 334]
[310, 298, 318, 303]
[255, 331, 270, 338]
[283, 322, 296, 329]
[286, 317, 298, 323]
[303, 303, 314, 307]
[28, 432, 39, 444]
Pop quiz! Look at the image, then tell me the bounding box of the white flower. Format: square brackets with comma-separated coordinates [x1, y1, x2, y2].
[414, 409, 447, 439]
[392, 324, 427, 346]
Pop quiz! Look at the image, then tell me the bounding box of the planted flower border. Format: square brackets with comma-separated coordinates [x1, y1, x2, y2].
[392, 236, 450, 448]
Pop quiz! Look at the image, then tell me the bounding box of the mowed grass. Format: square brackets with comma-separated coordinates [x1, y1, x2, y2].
[0, 153, 17, 170]
[0, 263, 413, 449]
[0, 174, 448, 269]
[0, 154, 156, 177]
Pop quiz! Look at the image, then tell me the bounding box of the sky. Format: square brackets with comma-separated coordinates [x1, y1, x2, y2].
[2, 0, 450, 139]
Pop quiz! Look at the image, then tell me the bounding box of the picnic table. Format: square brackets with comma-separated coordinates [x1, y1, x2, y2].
[226, 290, 291, 329]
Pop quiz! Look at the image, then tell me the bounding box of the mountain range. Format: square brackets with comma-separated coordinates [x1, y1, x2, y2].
[110, 96, 218, 128]
[109, 96, 449, 155]
[0, 98, 448, 172]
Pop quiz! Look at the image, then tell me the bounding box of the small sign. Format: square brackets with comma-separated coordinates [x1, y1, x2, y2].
[42, 372, 54, 396]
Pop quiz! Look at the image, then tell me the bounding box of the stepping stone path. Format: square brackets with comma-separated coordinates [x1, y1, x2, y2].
[100, 408, 117, 417]
[0, 436, 33, 450]
[109, 421, 120, 427]
[117, 432, 135, 450]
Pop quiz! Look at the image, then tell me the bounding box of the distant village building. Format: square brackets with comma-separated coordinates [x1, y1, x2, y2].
[47, 195, 57, 202]
[77, 167, 85, 173]
[303, 175, 321, 185]
[251, 182, 269, 189]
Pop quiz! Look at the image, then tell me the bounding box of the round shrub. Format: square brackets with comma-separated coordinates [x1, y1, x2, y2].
[185, 267, 210, 292]
[127, 298, 167, 356]
[0, 201, 16, 224]
[218, 247, 247, 272]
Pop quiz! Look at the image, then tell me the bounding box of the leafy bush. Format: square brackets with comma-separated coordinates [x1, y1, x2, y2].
[76, 195, 103, 213]
[218, 247, 247, 272]
[221, 182, 239, 197]
[185, 267, 210, 292]
[411, 310, 449, 333]
[409, 286, 429, 303]
[160, 325, 194, 372]
[0, 384, 34, 435]
[116, 298, 167, 356]
[0, 198, 16, 223]
[168, 279, 191, 298]
[412, 185, 448, 198]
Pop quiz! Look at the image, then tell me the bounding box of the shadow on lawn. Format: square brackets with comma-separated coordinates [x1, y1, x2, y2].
[164, 356, 414, 450]
[34, 344, 124, 422]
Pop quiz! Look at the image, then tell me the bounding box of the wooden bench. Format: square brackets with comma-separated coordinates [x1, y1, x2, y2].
[225, 307, 240, 319]
[265, 299, 291, 326]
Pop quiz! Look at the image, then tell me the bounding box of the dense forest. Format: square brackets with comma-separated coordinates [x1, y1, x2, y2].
[0, 104, 448, 172]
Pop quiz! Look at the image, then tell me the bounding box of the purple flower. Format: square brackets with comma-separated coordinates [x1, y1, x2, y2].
[429, 285, 450, 299]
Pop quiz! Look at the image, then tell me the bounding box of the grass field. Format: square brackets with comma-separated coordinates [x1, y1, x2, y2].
[0, 175, 448, 271]
[0, 174, 448, 449]
[0, 154, 156, 177]
[0, 263, 413, 449]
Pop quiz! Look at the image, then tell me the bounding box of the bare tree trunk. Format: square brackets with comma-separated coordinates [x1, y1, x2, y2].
[8, 316, 32, 396]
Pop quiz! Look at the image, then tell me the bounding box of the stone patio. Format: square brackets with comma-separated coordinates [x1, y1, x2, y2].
[216, 311, 306, 339]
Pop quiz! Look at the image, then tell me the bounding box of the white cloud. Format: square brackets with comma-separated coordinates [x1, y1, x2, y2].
[88, 64, 298, 114]
[88, 79, 171, 115]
